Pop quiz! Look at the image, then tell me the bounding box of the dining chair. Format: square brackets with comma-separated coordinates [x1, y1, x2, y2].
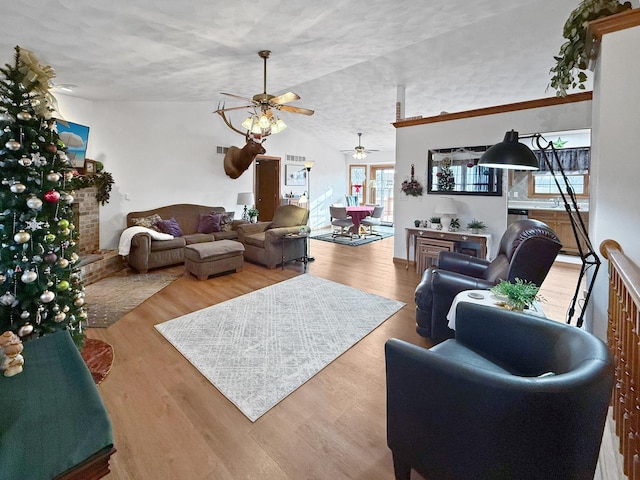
[329, 205, 354, 238]
[361, 205, 384, 236]
[345, 195, 358, 206]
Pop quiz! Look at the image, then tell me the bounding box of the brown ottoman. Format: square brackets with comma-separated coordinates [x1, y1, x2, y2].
[184, 240, 244, 280]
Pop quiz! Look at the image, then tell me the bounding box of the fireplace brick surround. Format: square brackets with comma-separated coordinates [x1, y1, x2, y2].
[75, 186, 124, 285]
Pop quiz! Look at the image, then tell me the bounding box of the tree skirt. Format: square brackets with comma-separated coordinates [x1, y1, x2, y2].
[81, 338, 114, 385]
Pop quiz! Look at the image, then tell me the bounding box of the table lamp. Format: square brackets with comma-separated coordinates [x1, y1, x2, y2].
[434, 197, 457, 231]
[237, 192, 254, 222]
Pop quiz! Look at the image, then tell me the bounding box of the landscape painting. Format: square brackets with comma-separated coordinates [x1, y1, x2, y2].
[57, 121, 90, 169]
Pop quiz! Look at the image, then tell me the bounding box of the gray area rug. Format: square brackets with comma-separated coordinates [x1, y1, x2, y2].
[155, 274, 405, 422]
[85, 271, 180, 328]
[311, 227, 394, 246]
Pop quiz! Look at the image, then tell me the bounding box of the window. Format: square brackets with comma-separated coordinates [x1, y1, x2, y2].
[528, 173, 589, 198]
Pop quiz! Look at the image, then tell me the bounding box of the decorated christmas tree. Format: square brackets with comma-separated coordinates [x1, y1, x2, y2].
[437, 157, 455, 191]
[0, 47, 86, 347]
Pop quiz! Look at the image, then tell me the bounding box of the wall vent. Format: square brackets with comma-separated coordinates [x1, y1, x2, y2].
[216, 146, 229, 154]
[286, 154, 306, 163]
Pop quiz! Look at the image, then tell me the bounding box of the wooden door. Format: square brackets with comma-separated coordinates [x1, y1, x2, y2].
[254, 155, 280, 222]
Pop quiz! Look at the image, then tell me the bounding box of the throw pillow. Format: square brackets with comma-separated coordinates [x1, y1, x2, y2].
[156, 217, 183, 237]
[131, 213, 162, 231]
[197, 213, 222, 234]
[220, 212, 235, 232]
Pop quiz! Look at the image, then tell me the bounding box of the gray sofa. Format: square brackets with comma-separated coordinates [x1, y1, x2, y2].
[125, 204, 246, 273]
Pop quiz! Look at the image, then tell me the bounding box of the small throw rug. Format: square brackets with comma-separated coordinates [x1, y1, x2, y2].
[85, 270, 180, 328]
[155, 274, 405, 422]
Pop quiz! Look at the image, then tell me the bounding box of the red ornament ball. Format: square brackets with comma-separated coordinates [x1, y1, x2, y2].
[44, 190, 60, 203]
[45, 143, 57, 154]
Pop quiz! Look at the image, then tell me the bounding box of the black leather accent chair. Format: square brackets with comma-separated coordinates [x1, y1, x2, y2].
[385, 303, 614, 480]
[414, 219, 561, 343]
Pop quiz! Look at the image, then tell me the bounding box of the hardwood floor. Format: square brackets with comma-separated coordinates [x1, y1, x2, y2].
[86, 237, 623, 479]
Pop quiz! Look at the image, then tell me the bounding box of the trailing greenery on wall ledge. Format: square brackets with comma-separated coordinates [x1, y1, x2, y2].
[70, 169, 114, 205]
[549, 0, 632, 97]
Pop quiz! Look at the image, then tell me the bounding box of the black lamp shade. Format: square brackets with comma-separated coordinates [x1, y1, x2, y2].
[479, 130, 540, 170]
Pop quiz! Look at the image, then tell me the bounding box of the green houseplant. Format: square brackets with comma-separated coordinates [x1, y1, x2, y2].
[549, 0, 632, 96]
[449, 218, 460, 232]
[247, 207, 259, 222]
[467, 219, 486, 234]
[428, 216, 441, 229]
[491, 278, 541, 312]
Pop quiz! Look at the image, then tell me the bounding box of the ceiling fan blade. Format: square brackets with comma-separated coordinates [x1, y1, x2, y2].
[278, 105, 315, 116]
[221, 92, 255, 103]
[271, 92, 300, 105]
[215, 104, 254, 113]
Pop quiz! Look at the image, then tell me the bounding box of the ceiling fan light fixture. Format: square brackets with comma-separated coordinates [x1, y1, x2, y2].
[353, 149, 367, 160]
[241, 116, 255, 130]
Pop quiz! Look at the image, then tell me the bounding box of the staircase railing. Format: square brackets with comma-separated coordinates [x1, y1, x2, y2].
[601, 239, 640, 480]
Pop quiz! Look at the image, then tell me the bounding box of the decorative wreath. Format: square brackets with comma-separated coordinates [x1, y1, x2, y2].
[401, 164, 423, 197]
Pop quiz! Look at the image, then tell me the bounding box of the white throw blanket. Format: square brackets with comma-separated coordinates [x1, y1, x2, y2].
[118, 226, 174, 256]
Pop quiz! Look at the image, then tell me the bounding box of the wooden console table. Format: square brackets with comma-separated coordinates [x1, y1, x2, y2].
[405, 227, 492, 270]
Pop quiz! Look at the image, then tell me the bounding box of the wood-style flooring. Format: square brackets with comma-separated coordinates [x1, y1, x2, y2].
[85, 236, 624, 480]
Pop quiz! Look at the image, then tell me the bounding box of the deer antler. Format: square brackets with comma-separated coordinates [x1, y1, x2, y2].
[214, 102, 249, 137]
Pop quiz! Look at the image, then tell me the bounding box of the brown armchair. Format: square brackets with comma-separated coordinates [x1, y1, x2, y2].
[414, 219, 562, 343]
[237, 205, 309, 269]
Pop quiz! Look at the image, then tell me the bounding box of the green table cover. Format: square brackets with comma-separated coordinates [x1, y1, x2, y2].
[0, 330, 114, 480]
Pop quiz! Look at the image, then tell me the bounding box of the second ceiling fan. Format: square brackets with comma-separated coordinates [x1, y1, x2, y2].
[342, 133, 379, 159]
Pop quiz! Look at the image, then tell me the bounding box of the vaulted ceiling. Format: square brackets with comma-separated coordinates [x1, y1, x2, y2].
[3, 0, 593, 153]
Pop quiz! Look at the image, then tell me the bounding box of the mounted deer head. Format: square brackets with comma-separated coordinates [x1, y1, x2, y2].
[215, 107, 266, 179]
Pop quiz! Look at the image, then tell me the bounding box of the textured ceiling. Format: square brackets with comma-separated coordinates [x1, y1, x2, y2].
[2, 0, 595, 153]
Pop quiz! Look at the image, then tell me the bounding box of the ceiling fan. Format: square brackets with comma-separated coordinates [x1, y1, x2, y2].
[215, 50, 314, 137]
[342, 133, 379, 159]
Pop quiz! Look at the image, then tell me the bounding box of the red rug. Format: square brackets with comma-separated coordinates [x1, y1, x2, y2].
[81, 338, 114, 385]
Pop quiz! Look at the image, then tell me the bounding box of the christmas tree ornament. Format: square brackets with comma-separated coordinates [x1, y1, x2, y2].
[0, 274, 5, 284]
[54, 312, 66, 323]
[74, 297, 84, 307]
[70, 252, 79, 263]
[57, 219, 69, 228]
[18, 323, 33, 336]
[0, 112, 15, 122]
[46, 171, 61, 182]
[20, 270, 37, 283]
[56, 280, 69, 291]
[43, 189, 60, 202]
[20, 311, 30, 319]
[13, 231, 30, 243]
[60, 227, 70, 236]
[39, 290, 55, 303]
[18, 155, 32, 167]
[57, 152, 68, 162]
[44, 252, 57, 263]
[4, 139, 21, 151]
[10, 183, 26, 193]
[1, 178, 9, 185]
[64, 171, 74, 181]
[52, 304, 59, 312]
[26, 196, 43, 210]
[0, 292, 16, 306]
[58, 258, 69, 268]
[79, 310, 87, 319]
[62, 305, 69, 313]
[64, 194, 74, 204]
[45, 143, 57, 154]
[44, 233, 56, 243]
[16, 111, 32, 121]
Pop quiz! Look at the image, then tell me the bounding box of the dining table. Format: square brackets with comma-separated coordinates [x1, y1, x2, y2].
[345, 205, 375, 235]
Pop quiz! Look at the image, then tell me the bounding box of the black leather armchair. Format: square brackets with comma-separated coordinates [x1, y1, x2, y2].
[386, 303, 614, 480]
[415, 219, 561, 342]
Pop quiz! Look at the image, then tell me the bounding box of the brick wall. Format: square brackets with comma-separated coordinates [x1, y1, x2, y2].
[74, 186, 100, 255]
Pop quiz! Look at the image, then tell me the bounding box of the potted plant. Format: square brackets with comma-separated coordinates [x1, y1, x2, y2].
[428, 216, 441, 230]
[491, 278, 541, 312]
[449, 218, 460, 232]
[549, 0, 632, 96]
[247, 207, 259, 223]
[414, 219, 421, 227]
[467, 219, 486, 234]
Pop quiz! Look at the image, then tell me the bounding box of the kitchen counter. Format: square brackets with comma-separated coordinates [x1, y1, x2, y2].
[508, 200, 589, 212]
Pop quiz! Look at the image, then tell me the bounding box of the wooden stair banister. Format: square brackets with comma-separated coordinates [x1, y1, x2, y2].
[600, 239, 640, 480]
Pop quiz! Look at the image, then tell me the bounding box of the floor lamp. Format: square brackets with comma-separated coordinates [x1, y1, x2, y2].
[479, 130, 600, 328]
[304, 160, 315, 262]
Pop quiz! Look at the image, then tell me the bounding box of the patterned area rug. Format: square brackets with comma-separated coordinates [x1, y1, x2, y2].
[85, 270, 181, 328]
[312, 227, 394, 246]
[155, 274, 405, 422]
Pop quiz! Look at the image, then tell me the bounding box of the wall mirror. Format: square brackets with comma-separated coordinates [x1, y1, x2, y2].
[427, 145, 502, 196]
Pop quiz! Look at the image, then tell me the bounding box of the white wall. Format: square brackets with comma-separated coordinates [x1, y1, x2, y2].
[590, 23, 640, 340]
[394, 100, 592, 261]
[56, 96, 345, 248]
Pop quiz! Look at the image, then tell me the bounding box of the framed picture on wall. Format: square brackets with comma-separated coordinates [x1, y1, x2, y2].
[285, 164, 307, 186]
[56, 121, 90, 169]
[84, 159, 97, 176]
